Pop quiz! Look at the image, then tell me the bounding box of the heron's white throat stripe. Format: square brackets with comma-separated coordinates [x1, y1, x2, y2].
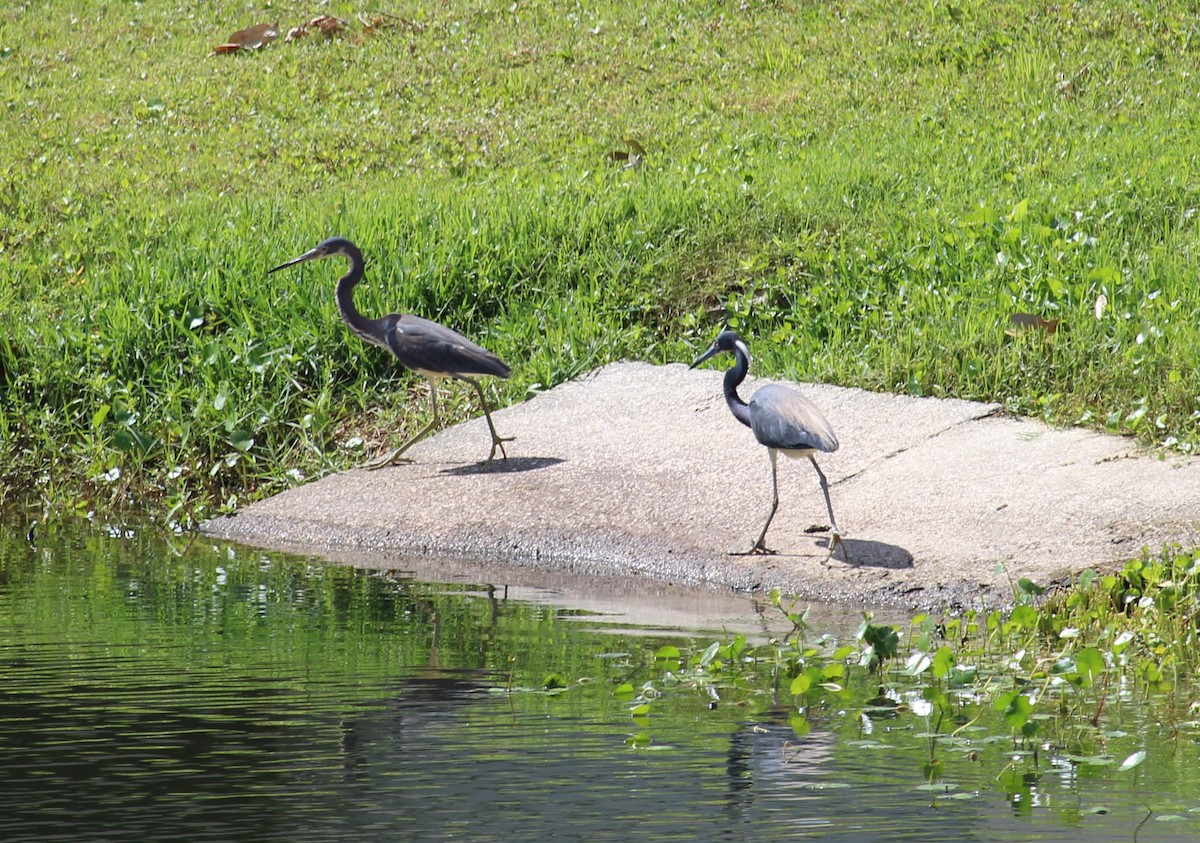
[734, 339, 752, 365]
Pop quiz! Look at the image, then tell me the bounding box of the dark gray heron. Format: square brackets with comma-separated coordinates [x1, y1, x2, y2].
[269, 237, 512, 468]
[691, 329, 844, 560]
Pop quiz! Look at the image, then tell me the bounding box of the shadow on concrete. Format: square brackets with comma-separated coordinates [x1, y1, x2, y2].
[835, 538, 914, 570]
[440, 456, 566, 477]
[732, 537, 912, 570]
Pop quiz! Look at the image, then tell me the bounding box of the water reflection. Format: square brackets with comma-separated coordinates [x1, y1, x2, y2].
[0, 520, 1195, 842]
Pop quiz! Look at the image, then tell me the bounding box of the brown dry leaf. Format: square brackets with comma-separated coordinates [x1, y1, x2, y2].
[222, 21, 279, 51]
[309, 15, 346, 35]
[1006, 313, 1060, 336]
[359, 13, 388, 32]
[213, 43, 242, 54]
[285, 25, 309, 42]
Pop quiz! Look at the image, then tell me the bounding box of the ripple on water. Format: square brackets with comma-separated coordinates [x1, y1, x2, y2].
[1, 522, 1198, 842]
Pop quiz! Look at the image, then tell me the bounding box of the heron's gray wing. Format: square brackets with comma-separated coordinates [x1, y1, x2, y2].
[748, 384, 838, 453]
[385, 314, 511, 379]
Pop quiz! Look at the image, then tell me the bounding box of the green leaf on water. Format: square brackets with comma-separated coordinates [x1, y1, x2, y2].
[789, 713, 810, 739]
[800, 665, 825, 690]
[613, 682, 634, 700]
[861, 624, 900, 662]
[1008, 604, 1037, 629]
[697, 641, 720, 667]
[821, 663, 845, 680]
[931, 645, 954, 679]
[947, 665, 977, 685]
[1117, 750, 1146, 772]
[905, 651, 933, 676]
[1154, 815, 1188, 822]
[1017, 577, 1045, 597]
[655, 645, 680, 661]
[1076, 647, 1105, 686]
[790, 674, 812, 695]
[1052, 656, 1075, 675]
[1068, 754, 1115, 766]
[629, 703, 651, 717]
[995, 690, 1034, 728]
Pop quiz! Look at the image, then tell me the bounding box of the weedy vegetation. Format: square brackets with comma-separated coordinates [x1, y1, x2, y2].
[2, 0, 1200, 524]
[619, 547, 1200, 812]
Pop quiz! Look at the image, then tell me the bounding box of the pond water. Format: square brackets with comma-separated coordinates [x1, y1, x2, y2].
[1, 518, 1197, 842]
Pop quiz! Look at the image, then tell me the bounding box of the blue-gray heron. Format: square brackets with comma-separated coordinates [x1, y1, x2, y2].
[269, 237, 512, 468]
[691, 329, 844, 560]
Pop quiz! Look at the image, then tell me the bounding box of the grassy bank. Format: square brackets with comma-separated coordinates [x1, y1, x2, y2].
[3, 0, 1199, 522]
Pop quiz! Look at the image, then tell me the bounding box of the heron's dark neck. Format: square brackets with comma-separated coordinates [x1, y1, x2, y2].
[333, 243, 385, 346]
[724, 350, 752, 428]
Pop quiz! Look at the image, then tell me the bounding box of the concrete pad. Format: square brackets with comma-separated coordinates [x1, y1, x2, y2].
[201, 362, 1200, 607]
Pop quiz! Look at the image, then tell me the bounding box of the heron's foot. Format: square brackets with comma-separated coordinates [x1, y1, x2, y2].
[484, 434, 516, 464]
[823, 531, 849, 566]
[364, 448, 414, 471]
[731, 541, 776, 557]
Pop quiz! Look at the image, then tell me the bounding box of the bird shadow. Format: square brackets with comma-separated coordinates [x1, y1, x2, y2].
[825, 537, 913, 570]
[440, 456, 566, 477]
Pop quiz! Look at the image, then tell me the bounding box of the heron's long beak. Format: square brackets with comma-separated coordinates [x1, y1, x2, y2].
[268, 247, 321, 274]
[690, 343, 721, 369]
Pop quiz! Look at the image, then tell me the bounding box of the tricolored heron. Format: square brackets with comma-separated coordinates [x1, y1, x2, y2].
[269, 237, 512, 468]
[691, 329, 845, 560]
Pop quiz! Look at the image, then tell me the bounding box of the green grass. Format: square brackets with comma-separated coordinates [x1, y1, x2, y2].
[3, 0, 1200, 522]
